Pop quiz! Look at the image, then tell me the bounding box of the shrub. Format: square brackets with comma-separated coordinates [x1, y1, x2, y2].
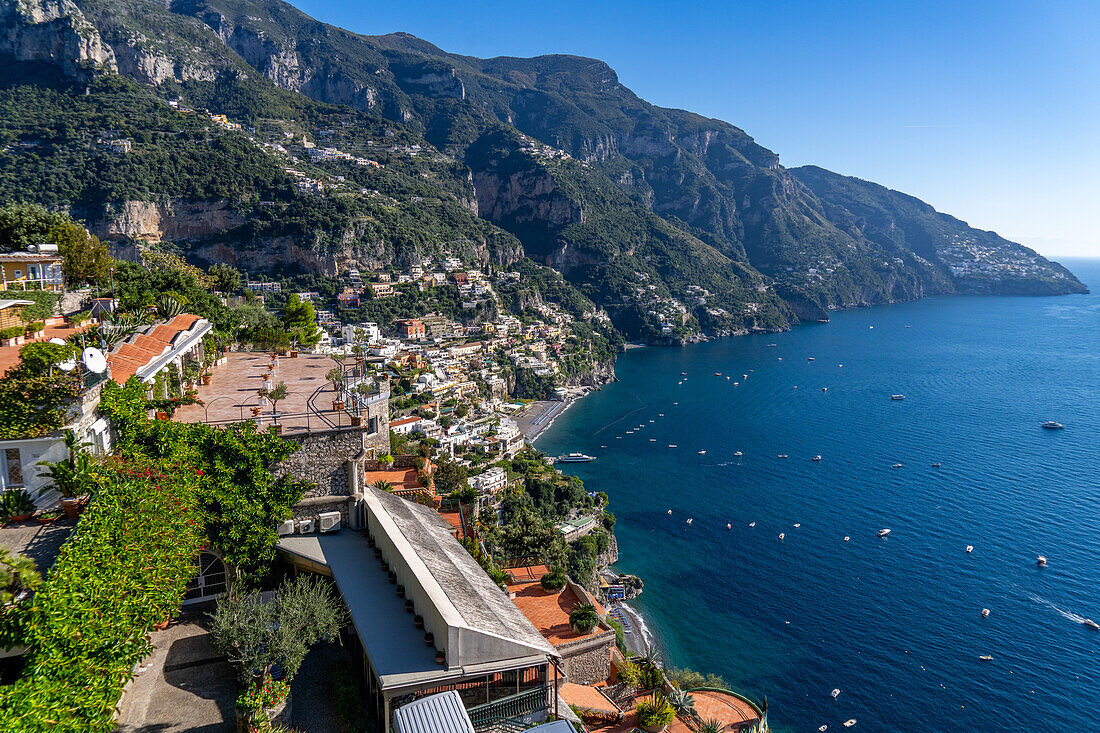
[569, 602, 599, 634]
[0, 489, 34, 519]
[0, 369, 82, 439]
[540, 569, 567, 593]
[634, 695, 675, 729]
[0, 458, 203, 730]
[17, 341, 75, 375]
[23, 321, 43, 334]
[616, 659, 641, 686]
[0, 325, 24, 339]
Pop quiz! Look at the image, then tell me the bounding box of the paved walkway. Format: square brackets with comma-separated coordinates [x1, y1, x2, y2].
[116, 615, 237, 733]
[0, 518, 74, 574]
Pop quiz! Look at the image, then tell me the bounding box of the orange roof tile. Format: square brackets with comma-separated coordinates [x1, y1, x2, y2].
[106, 313, 204, 383]
[507, 583, 611, 646]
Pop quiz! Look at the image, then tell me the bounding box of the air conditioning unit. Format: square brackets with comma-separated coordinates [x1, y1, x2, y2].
[276, 520, 295, 537]
[298, 519, 315, 534]
[319, 511, 341, 533]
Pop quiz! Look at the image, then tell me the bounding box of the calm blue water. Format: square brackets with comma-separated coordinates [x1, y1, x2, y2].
[536, 259, 1100, 732]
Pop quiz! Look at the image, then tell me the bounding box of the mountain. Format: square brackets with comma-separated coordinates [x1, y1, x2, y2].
[0, 0, 1086, 341]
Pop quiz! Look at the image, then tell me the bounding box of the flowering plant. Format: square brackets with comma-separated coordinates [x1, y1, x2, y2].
[237, 679, 290, 711]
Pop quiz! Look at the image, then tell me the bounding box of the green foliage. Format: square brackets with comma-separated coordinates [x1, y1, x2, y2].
[539, 569, 566, 592]
[0, 326, 23, 339]
[568, 602, 599, 633]
[0, 457, 204, 731]
[0, 489, 35, 519]
[281, 294, 321, 348]
[36, 430, 96, 499]
[460, 537, 508, 588]
[634, 695, 675, 728]
[605, 615, 628, 656]
[236, 678, 290, 712]
[16, 341, 74, 375]
[433, 458, 468, 494]
[0, 548, 40, 604]
[0, 367, 82, 439]
[0, 203, 68, 253]
[665, 667, 730, 692]
[0, 290, 58, 322]
[100, 378, 308, 583]
[208, 263, 241, 294]
[156, 294, 183, 320]
[665, 687, 696, 715]
[49, 221, 112, 286]
[210, 574, 346, 686]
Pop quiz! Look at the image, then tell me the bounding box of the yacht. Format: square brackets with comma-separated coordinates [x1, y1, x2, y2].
[844, 536, 850, 542]
[668, 444, 677, 448]
[726, 523, 732, 530]
[822, 387, 828, 392]
[966, 545, 973, 553]
[556, 453, 595, 463]
[877, 528, 892, 538]
[891, 394, 906, 401]
[979, 655, 994, 661]
[768, 343, 777, 347]
[932, 462, 942, 468]
[686, 518, 693, 525]
[812, 455, 822, 462]
[981, 608, 990, 618]
[698, 450, 706, 454]
[777, 454, 789, 459]
[808, 357, 816, 361]
[831, 689, 840, 699]
[1037, 556, 1048, 567]
[778, 533, 785, 540]
[715, 372, 722, 376]
[892, 463, 903, 468]
[1041, 421, 1065, 429]
[749, 522, 756, 527]
[734, 451, 743, 457]
[1085, 619, 1100, 630]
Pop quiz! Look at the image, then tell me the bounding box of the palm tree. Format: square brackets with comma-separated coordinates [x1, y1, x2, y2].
[666, 687, 696, 717]
[642, 643, 662, 670]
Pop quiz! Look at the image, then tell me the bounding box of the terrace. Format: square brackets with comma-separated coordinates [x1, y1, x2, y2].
[173, 352, 386, 434]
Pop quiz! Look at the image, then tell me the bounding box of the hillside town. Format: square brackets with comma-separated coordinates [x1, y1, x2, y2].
[0, 210, 764, 733]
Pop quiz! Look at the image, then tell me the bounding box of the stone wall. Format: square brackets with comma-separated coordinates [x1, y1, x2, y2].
[556, 633, 615, 685]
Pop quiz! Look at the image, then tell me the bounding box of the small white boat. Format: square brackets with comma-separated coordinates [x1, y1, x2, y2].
[649, 420, 655, 423]
[1038, 556, 1048, 567]
[838, 364, 843, 367]
[891, 394, 905, 401]
[669, 444, 677, 448]
[778, 357, 782, 361]
[678, 381, 682, 385]
[981, 608, 990, 618]
[808, 357, 816, 361]
[932, 462, 942, 468]
[822, 387, 828, 392]
[1041, 421, 1065, 430]
[667, 509, 672, 514]
[979, 655, 994, 661]
[794, 523, 801, 528]
[1085, 619, 1100, 630]
[686, 518, 693, 525]
[793, 385, 798, 389]
[966, 546, 973, 553]
[892, 463, 903, 468]
[742, 374, 748, 379]
[681, 372, 687, 376]
[650, 438, 656, 442]
[778, 533, 785, 540]
[734, 381, 740, 385]
[831, 688, 840, 699]
[844, 536, 850, 542]
[768, 344, 777, 347]
[715, 372, 722, 377]
[844, 719, 857, 728]
[877, 528, 892, 538]
[749, 522, 756, 527]
[659, 413, 664, 416]
[726, 376, 730, 380]
[819, 726, 828, 732]
[812, 455, 822, 462]
[778, 454, 789, 459]
[734, 451, 743, 456]
[726, 523, 732, 530]
[698, 450, 706, 455]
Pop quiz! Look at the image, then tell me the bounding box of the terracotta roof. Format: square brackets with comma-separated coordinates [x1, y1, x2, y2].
[107, 314, 204, 384]
[559, 683, 622, 719]
[506, 583, 610, 646]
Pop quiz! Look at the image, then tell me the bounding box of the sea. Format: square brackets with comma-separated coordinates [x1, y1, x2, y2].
[535, 258, 1100, 732]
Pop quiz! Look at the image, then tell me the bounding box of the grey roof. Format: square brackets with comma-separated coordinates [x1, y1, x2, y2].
[367, 486, 556, 662]
[393, 690, 475, 733]
[0, 299, 35, 310]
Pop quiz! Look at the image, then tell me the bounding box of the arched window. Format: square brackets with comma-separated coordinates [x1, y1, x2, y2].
[183, 551, 229, 604]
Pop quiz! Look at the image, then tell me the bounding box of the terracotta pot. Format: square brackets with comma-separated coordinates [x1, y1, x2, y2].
[154, 618, 170, 631]
[156, 411, 169, 421]
[290, 350, 298, 358]
[350, 415, 363, 426]
[35, 514, 60, 524]
[434, 651, 445, 665]
[60, 496, 88, 520]
[405, 599, 415, 613]
[423, 632, 434, 646]
[271, 424, 283, 435]
[414, 615, 424, 629]
[332, 400, 345, 411]
[8, 514, 31, 523]
[201, 374, 212, 385]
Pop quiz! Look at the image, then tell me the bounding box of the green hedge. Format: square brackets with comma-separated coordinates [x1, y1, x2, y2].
[0, 291, 58, 322]
[0, 325, 23, 339]
[0, 458, 203, 731]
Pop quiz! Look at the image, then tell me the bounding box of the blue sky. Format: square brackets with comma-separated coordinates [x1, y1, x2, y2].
[294, 0, 1099, 257]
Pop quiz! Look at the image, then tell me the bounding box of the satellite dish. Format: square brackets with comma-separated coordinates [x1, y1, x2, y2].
[82, 347, 107, 374]
[49, 338, 77, 370]
[48, 337, 67, 345]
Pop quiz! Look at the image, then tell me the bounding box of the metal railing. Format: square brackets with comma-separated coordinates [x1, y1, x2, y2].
[467, 687, 550, 730]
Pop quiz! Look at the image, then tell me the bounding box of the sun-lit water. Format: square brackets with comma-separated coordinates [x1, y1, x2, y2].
[536, 259, 1100, 732]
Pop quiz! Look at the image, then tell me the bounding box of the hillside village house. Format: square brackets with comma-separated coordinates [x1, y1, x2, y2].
[106, 314, 214, 393]
[0, 246, 64, 291]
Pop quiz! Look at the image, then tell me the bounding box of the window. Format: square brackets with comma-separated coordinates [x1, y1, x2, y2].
[3, 449, 23, 489]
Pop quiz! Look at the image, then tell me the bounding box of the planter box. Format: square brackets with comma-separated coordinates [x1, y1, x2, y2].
[60, 495, 90, 520]
[201, 375, 213, 385]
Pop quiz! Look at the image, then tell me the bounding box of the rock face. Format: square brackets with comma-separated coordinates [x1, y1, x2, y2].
[473, 169, 583, 230]
[94, 200, 245, 242]
[0, 0, 115, 78]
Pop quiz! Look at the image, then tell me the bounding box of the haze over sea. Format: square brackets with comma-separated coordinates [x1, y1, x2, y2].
[536, 259, 1100, 732]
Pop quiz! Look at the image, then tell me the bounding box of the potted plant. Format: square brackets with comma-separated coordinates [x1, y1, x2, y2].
[569, 602, 600, 635]
[37, 430, 95, 520]
[0, 325, 25, 346]
[423, 631, 434, 646]
[396, 584, 405, 598]
[379, 453, 395, 469]
[35, 508, 63, 524]
[404, 599, 414, 614]
[634, 695, 676, 733]
[434, 649, 445, 665]
[540, 569, 567, 593]
[0, 489, 35, 523]
[414, 614, 424, 630]
[200, 369, 213, 386]
[0, 547, 41, 607]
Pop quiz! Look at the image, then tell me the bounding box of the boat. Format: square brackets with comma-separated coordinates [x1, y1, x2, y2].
[667, 509, 672, 515]
[1041, 421, 1065, 429]
[979, 655, 994, 661]
[686, 518, 693, 525]
[681, 372, 687, 376]
[734, 381, 740, 386]
[659, 413, 664, 417]
[556, 453, 595, 463]
[668, 444, 677, 448]
[726, 523, 732, 530]
[822, 387, 828, 392]
[768, 343, 777, 347]
[820, 726, 828, 732]
[831, 688, 840, 699]
[966, 545, 973, 553]
[715, 372, 722, 376]
[742, 374, 748, 379]
[777, 454, 789, 459]
[1037, 555, 1047, 567]
[891, 394, 906, 401]
[778, 533, 785, 540]
[844, 720, 857, 728]
[749, 522, 756, 527]
[844, 536, 850, 542]
[838, 364, 843, 367]
[794, 523, 801, 528]
[812, 455, 822, 462]
[877, 528, 892, 538]
[734, 451, 743, 456]
[892, 463, 903, 468]
[1085, 619, 1100, 630]
[808, 357, 815, 361]
[981, 608, 990, 618]
[649, 438, 656, 442]
[698, 450, 706, 455]
[932, 462, 942, 468]
[726, 376, 730, 380]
